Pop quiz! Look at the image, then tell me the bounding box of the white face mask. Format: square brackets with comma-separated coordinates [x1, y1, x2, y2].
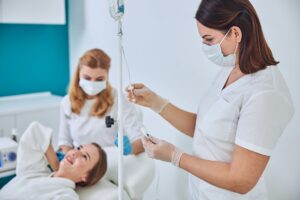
[79, 78, 107, 96]
[202, 29, 238, 67]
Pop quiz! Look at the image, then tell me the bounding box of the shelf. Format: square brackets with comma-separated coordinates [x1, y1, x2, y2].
[0, 92, 62, 116]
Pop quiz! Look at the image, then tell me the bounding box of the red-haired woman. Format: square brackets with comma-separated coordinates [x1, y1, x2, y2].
[58, 48, 144, 156]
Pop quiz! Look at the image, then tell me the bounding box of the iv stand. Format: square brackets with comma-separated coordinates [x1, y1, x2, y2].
[117, 19, 124, 200]
[106, 0, 125, 199]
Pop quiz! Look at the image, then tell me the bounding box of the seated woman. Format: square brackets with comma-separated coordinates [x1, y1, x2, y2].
[59, 48, 144, 156]
[0, 122, 107, 200]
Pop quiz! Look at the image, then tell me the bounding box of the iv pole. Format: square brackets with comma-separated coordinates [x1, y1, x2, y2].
[117, 19, 124, 200]
[107, 0, 125, 199]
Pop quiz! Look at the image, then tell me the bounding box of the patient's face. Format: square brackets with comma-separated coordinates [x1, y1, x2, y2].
[59, 144, 100, 183]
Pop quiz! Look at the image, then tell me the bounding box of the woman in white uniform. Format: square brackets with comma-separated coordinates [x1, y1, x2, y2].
[0, 122, 107, 200]
[59, 48, 144, 156]
[127, 0, 294, 199]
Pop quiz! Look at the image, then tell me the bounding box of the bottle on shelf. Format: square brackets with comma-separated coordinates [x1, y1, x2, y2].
[11, 128, 18, 142]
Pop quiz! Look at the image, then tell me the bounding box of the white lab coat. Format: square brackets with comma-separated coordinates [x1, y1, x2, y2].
[58, 88, 142, 148]
[190, 66, 294, 200]
[0, 122, 79, 200]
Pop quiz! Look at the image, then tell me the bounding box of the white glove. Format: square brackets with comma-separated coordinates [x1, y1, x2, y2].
[126, 83, 169, 113]
[142, 136, 183, 167]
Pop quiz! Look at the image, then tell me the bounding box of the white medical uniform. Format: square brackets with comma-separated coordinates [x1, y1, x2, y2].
[190, 66, 294, 200]
[58, 88, 142, 148]
[0, 122, 79, 200]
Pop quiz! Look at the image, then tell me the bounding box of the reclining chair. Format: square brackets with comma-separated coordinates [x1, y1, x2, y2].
[77, 146, 155, 200]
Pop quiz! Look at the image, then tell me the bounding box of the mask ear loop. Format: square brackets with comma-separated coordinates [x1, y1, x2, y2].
[221, 28, 239, 55]
[220, 28, 232, 45]
[234, 42, 239, 55]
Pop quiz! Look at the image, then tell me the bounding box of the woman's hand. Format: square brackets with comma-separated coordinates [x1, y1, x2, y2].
[126, 83, 169, 113]
[142, 136, 183, 166]
[59, 145, 73, 154]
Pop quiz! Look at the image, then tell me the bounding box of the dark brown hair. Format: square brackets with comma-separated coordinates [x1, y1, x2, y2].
[196, 0, 279, 74]
[76, 143, 107, 187]
[69, 48, 114, 117]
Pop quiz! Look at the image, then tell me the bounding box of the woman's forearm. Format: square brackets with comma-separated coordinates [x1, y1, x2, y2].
[45, 143, 59, 172]
[180, 153, 238, 192]
[160, 103, 197, 137]
[179, 146, 269, 194]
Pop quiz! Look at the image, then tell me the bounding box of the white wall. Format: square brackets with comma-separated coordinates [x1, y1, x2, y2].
[251, 1, 300, 200]
[68, 0, 300, 199]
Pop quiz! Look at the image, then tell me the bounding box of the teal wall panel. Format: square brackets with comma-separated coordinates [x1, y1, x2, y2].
[0, 15, 69, 97]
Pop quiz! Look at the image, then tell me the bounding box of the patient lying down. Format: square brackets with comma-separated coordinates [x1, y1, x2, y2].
[0, 122, 107, 200]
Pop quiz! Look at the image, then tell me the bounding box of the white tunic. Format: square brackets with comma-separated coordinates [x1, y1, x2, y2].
[190, 66, 294, 200]
[0, 122, 79, 200]
[58, 88, 142, 148]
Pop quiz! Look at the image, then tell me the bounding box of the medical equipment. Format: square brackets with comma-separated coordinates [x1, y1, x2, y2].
[108, 0, 124, 21]
[140, 127, 160, 200]
[127, 86, 136, 102]
[107, 0, 150, 198]
[140, 127, 151, 138]
[0, 137, 18, 173]
[107, 0, 126, 198]
[11, 128, 18, 142]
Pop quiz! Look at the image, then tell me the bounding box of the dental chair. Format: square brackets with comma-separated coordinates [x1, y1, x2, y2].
[77, 147, 155, 200]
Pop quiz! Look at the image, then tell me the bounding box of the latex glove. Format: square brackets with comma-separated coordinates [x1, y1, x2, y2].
[126, 83, 169, 113]
[142, 136, 183, 167]
[114, 134, 132, 155]
[56, 150, 65, 162]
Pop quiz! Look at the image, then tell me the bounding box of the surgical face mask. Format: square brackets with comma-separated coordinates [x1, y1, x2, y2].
[202, 29, 238, 67]
[79, 78, 107, 96]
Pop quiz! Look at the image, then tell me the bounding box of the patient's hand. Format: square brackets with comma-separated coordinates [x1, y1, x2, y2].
[45, 143, 60, 171]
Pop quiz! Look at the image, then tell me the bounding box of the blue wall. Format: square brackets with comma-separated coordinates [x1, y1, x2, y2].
[0, 9, 69, 97]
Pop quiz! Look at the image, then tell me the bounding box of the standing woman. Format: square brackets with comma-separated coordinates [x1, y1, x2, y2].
[59, 48, 144, 156]
[127, 0, 294, 199]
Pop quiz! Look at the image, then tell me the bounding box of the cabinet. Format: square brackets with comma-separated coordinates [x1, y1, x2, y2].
[0, 92, 62, 149]
[0, 0, 65, 24]
[0, 115, 14, 138]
